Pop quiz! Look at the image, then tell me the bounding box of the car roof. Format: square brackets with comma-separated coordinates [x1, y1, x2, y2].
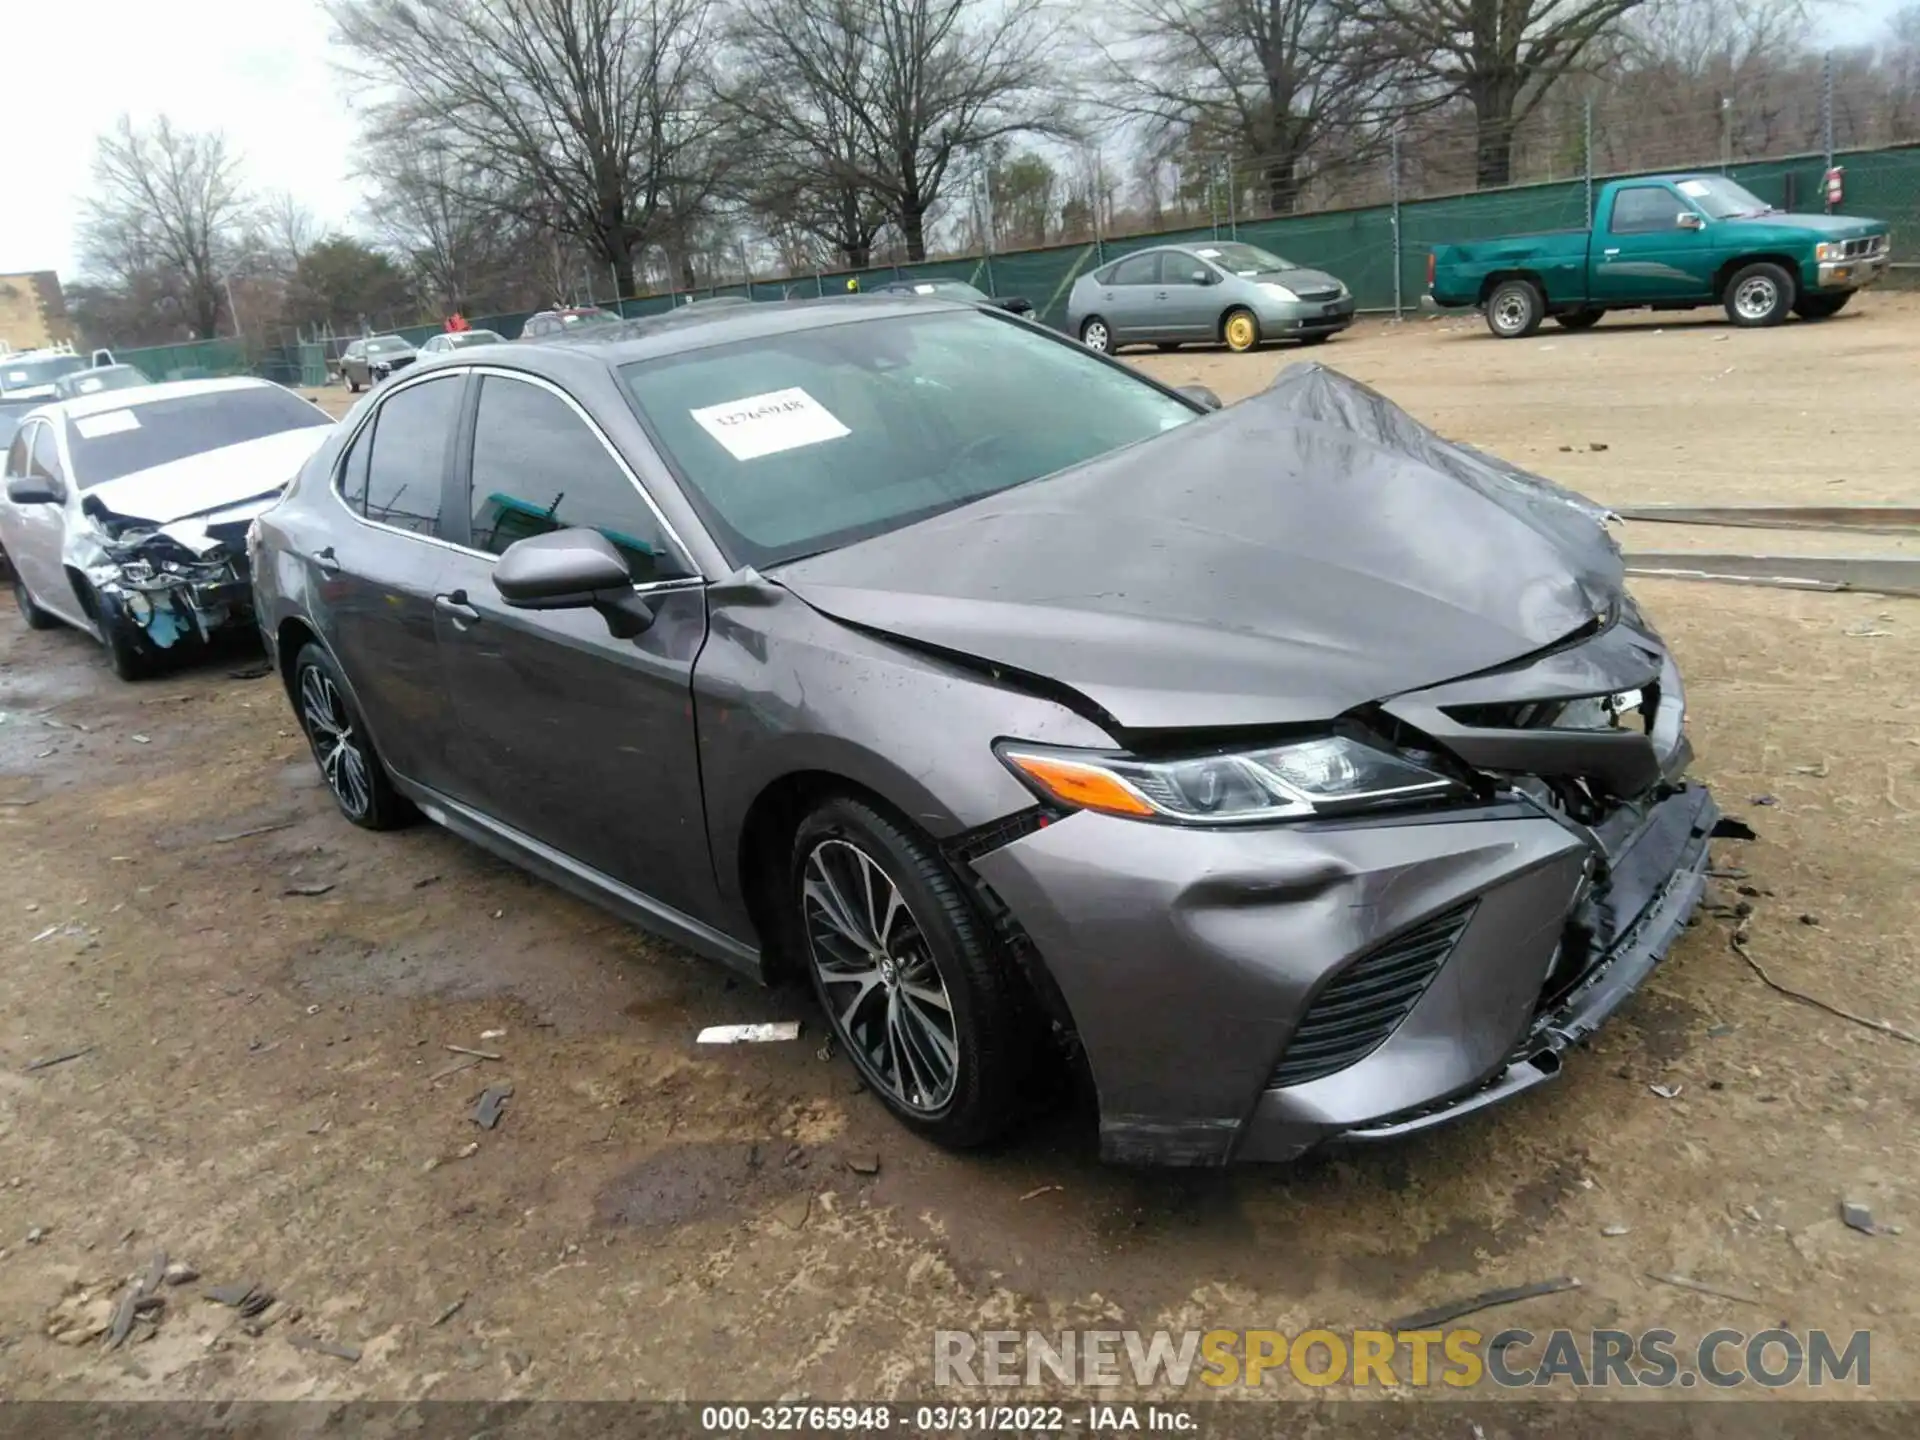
[507, 294, 975, 368]
[52, 376, 284, 421]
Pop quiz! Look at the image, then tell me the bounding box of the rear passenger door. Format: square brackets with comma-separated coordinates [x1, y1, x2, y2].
[318, 370, 469, 795]
[432, 370, 720, 924]
[1096, 252, 1164, 344]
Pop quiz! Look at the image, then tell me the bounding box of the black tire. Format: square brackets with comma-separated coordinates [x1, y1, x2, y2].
[13, 575, 57, 631]
[1794, 292, 1851, 320]
[347, 375, 361, 394]
[1485, 278, 1545, 338]
[86, 585, 161, 681]
[792, 795, 1034, 1149]
[291, 642, 415, 830]
[1554, 308, 1604, 331]
[1079, 316, 1113, 353]
[1723, 261, 1795, 327]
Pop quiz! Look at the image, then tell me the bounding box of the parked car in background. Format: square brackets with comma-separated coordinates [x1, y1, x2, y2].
[2, 379, 333, 678]
[1067, 242, 1355, 355]
[340, 335, 420, 392]
[420, 329, 507, 355]
[874, 279, 1034, 315]
[1428, 174, 1893, 338]
[519, 306, 622, 339]
[52, 363, 152, 400]
[252, 296, 1712, 1165]
[1, 350, 90, 400]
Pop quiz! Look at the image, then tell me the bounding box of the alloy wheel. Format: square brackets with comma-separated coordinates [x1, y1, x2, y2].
[1081, 320, 1110, 352]
[299, 664, 373, 820]
[801, 838, 959, 1114]
[1734, 276, 1778, 321]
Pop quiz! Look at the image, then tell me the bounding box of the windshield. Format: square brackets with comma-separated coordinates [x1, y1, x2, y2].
[1, 355, 87, 392]
[1190, 242, 1296, 275]
[366, 337, 411, 355]
[1674, 176, 1772, 219]
[622, 310, 1198, 567]
[67, 387, 332, 489]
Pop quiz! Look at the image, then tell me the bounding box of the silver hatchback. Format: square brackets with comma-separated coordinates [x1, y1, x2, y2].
[1067, 241, 1355, 355]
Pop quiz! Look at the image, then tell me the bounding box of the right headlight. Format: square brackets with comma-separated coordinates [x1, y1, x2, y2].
[1259, 282, 1300, 303]
[997, 736, 1465, 825]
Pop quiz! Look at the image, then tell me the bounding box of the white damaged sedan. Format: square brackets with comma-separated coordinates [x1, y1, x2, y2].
[1, 378, 334, 678]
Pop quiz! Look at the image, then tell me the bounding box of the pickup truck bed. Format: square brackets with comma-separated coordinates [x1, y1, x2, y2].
[1429, 173, 1892, 338]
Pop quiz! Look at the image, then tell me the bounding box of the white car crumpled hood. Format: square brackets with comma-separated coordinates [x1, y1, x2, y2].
[82, 428, 332, 530]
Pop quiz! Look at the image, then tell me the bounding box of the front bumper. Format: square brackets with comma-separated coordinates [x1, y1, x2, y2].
[969, 623, 1714, 1166]
[1256, 294, 1357, 337]
[1814, 251, 1890, 291]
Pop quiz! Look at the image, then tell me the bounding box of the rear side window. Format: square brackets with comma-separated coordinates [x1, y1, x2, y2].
[1109, 252, 1159, 285]
[467, 375, 688, 583]
[363, 376, 462, 537]
[337, 420, 373, 511]
[1610, 187, 1684, 234]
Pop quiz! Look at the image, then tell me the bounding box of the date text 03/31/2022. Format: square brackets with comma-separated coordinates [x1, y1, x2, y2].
[699, 1404, 1194, 1431]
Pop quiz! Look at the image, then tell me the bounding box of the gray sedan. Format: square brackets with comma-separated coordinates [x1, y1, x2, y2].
[1067, 241, 1355, 354]
[252, 296, 1713, 1165]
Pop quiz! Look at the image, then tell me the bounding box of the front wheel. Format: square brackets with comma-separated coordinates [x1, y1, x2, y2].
[1485, 278, 1544, 338]
[292, 642, 415, 830]
[1222, 308, 1260, 352]
[1554, 309, 1604, 331]
[1079, 316, 1112, 353]
[1724, 261, 1795, 327]
[1794, 292, 1851, 320]
[793, 796, 1034, 1149]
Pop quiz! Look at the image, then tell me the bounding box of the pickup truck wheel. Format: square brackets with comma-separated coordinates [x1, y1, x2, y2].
[1793, 293, 1850, 320]
[1554, 309, 1604, 331]
[1724, 262, 1794, 327]
[1485, 279, 1544, 339]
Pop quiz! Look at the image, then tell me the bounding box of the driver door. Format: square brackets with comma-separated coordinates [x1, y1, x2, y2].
[1592, 184, 1714, 303]
[431, 370, 721, 925]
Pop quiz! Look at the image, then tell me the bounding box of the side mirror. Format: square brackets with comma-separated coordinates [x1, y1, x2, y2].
[492, 527, 655, 638]
[6, 476, 61, 506]
[1677, 211, 1705, 230]
[1175, 384, 1224, 411]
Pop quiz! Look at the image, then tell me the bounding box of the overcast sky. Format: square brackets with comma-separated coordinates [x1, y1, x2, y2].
[0, 0, 1906, 282]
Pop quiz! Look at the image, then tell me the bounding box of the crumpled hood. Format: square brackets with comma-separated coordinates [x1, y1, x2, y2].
[81, 427, 332, 528]
[775, 365, 1623, 732]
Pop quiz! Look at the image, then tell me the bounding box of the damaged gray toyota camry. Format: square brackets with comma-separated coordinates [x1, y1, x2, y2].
[2, 379, 334, 678]
[250, 296, 1718, 1166]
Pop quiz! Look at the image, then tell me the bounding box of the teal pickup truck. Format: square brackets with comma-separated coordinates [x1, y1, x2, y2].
[1428, 173, 1892, 338]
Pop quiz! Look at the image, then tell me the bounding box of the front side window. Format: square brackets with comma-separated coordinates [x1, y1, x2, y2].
[363, 376, 462, 536]
[622, 309, 1198, 568]
[64, 387, 331, 489]
[467, 376, 689, 583]
[1610, 187, 1686, 234]
[1162, 253, 1215, 286]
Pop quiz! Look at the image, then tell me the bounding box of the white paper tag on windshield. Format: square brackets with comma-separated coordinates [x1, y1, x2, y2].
[74, 410, 141, 439]
[691, 387, 849, 461]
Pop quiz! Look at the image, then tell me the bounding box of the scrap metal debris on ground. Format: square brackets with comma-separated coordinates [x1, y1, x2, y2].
[1387, 1276, 1582, 1331]
[1730, 934, 1920, 1046]
[472, 1083, 514, 1130]
[1646, 1273, 1764, 1307]
[23, 1046, 92, 1073]
[697, 1022, 802, 1044]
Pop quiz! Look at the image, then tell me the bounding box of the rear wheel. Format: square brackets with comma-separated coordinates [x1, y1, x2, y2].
[1485, 279, 1544, 338]
[1079, 316, 1112, 353]
[1554, 308, 1604, 331]
[1723, 261, 1794, 327]
[1793, 292, 1850, 320]
[792, 795, 1034, 1149]
[292, 642, 415, 830]
[12, 575, 57, 631]
[1222, 308, 1260, 352]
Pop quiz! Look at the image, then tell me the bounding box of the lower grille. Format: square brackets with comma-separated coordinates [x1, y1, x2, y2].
[1269, 903, 1476, 1087]
[1295, 287, 1342, 302]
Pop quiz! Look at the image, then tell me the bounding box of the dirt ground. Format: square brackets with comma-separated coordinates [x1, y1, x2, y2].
[3, 293, 1919, 1410]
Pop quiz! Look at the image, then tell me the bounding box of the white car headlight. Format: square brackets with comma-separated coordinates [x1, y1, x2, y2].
[998, 736, 1463, 825]
[1259, 283, 1300, 303]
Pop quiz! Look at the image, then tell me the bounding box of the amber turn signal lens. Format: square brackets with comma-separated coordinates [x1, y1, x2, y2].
[1003, 752, 1156, 818]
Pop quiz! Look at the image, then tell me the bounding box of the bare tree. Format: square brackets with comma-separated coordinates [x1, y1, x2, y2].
[259, 191, 321, 278]
[1100, 0, 1397, 214]
[722, 0, 1070, 261]
[78, 116, 249, 339]
[1349, 0, 1650, 187]
[327, 0, 727, 296]
[360, 135, 515, 312]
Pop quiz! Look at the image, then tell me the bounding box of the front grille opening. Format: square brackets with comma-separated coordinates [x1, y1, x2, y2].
[1269, 902, 1477, 1088]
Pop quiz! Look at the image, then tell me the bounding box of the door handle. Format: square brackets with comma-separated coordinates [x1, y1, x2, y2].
[1155, 290, 1168, 299]
[435, 592, 481, 624]
[1603, 248, 1621, 257]
[311, 546, 340, 573]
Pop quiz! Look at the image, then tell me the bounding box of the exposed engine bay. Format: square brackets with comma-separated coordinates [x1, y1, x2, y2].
[76, 492, 278, 649]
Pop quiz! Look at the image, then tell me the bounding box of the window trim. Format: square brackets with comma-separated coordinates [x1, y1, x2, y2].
[328, 363, 703, 594]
